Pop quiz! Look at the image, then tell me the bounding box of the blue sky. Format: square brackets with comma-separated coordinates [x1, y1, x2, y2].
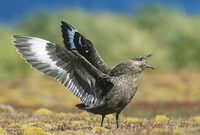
[0, 0, 199, 23]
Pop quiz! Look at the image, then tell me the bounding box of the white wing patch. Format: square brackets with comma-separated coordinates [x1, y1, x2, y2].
[68, 29, 76, 49]
[28, 38, 65, 73]
[12, 36, 97, 107]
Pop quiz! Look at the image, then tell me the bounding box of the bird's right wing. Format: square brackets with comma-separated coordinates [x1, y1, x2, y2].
[12, 35, 113, 107]
[61, 21, 111, 74]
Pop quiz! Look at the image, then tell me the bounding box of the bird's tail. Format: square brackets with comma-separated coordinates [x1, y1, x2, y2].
[76, 103, 87, 109]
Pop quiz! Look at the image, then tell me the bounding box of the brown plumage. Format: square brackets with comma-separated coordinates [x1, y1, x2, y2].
[12, 21, 154, 128]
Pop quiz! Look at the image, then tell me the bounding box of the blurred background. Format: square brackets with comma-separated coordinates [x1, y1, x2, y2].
[0, 0, 200, 117]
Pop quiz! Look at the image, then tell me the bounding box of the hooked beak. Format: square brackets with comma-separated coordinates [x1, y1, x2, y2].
[145, 63, 154, 69]
[144, 54, 152, 60]
[144, 54, 154, 69]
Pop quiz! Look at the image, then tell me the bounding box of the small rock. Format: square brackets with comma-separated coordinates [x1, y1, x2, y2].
[0, 104, 15, 114]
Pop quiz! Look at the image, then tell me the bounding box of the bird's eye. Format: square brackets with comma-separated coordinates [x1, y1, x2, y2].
[135, 57, 144, 61]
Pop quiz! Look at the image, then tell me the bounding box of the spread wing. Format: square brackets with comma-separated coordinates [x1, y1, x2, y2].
[61, 21, 111, 74]
[12, 35, 113, 107]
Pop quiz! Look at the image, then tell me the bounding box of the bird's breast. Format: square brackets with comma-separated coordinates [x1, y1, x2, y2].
[104, 76, 138, 111]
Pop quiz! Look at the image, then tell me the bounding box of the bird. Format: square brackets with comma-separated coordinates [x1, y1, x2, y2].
[12, 21, 154, 128]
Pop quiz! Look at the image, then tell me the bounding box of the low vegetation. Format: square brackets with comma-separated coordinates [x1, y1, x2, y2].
[0, 107, 200, 135]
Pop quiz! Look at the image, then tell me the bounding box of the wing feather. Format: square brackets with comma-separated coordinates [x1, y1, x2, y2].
[12, 35, 112, 107]
[61, 21, 111, 74]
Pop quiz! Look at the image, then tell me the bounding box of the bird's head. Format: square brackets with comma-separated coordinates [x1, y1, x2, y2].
[110, 54, 154, 76]
[119, 54, 154, 75]
[130, 54, 154, 74]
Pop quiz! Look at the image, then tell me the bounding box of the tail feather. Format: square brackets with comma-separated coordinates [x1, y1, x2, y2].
[76, 103, 87, 109]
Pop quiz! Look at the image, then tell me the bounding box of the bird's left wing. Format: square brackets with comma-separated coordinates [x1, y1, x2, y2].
[12, 35, 112, 107]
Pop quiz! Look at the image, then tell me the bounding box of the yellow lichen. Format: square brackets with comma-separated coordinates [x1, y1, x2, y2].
[0, 127, 9, 135]
[34, 108, 54, 116]
[155, 115, 170, 122]
[24, 122, 53, 130]
[193, 116, 200, 125]
[80, 112, 90, 118]
[173, 129, 185, 135]
[21, 124, 50, 135]
[126, 117, 141, 123]
[92, 126, 108, 133]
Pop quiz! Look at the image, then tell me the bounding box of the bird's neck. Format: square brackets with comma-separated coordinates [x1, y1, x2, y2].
[110, 67, 140, 78]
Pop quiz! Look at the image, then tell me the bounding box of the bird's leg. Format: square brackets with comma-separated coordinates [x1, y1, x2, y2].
[101, 115, 105, 127]
[116, 113, 120, 128]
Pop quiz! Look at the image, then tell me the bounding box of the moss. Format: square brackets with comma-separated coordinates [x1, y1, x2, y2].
[34, 108, 54, 116]
[125, 117, 141, 124]
[21, 124, 50, 135]
[92, 126, 108, 133]
[193, 116, 200, 125]
[155, 115, 170, 122]
[0, 127, 9, 135]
